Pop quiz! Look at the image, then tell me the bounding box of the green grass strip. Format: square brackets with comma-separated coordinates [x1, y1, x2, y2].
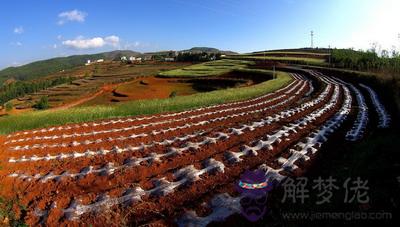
[0, 70, 292, 134]
[226, 55, 328, 66]
[158, 59, 253, 77]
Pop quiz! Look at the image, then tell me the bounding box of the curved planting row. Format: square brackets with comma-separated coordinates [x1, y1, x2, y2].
[7, 82, 325, 165]
[28, 75, 340, 225]
[176, 71, 390, 226]
[359, 83, 391, 128]
[177, 72, 352, 226]
[344, 83, 368, 141]
[7, 82, 332, 182]
[0, 70, 391, 226]
[310, 72, 370, 141]
[5, 80, 307, 147]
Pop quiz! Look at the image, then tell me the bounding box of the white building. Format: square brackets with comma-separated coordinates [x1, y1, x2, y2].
[144, 55, 152, 61]
[164, 57, 175, 62]
[129, 56, 136, 61]
[121, 56, 127, 61]
[96, 59, 104, 63]
[85, 59, 91, 66]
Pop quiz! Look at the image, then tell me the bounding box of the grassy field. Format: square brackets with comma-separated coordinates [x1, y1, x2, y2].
[249, 51, 330, 57]
[226, 55, 328, 66]
[0, 70, 291, 134]
[157, 59, 253, 77]
[224, 49, 330, 67]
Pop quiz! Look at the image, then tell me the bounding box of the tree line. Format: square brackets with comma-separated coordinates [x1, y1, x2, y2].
[331, 48, 400, 75]
[176, 52, 222, 62]
[0, 76, 74, 105]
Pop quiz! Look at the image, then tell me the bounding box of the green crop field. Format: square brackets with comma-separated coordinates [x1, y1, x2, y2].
[226, 55, 328, 66]
[0, 70, 291, 134]
[250, 51, 330, 56]
[158, 59, 254, 77]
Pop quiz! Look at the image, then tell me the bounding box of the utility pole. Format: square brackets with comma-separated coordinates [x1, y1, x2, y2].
[264, 50, 266, 65]
[397, 33, 400, 49]
[273, 65, 276, 78]
[328, 45, 331, 67]
[311, 30, 314, 49]
[397, 33, 400, 74]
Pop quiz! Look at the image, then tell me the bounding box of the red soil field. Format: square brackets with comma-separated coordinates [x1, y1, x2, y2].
[0, 70, 388, 226]
[83, 76, 197, 106]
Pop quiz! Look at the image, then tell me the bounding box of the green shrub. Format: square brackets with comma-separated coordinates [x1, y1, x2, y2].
[0, 196, 27, 227]
[4, 102, 12, 112]
[34, 96, 49, 110]
[169, 91, 177, 98]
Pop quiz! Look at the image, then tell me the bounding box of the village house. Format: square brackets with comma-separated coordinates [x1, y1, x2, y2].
[144, 55, 152, 61]
[164, 57, 175, 62]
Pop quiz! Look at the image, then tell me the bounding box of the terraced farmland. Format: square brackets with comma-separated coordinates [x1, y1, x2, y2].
[10, 62, 190, 110]
[0, 69, 392, 226]
[226, 50, 329, 66]
[158, 59, 253, 77]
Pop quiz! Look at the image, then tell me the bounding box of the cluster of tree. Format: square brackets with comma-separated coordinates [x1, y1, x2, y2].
[176, 52, 222, 62]
[0, 76, 74, 105]
[33, 96, 49, 110]
[331, 48, 400, 74]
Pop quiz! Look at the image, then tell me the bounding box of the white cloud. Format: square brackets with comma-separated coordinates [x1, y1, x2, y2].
[57, 35, 63, 40]
[62, 37, 104, 49]
[53, 44, 58, 49]
[10, 41, 23, 46]
[12, 61, 22, 67]
[58, 9, 87, 25]
[104, 35, 120, 47]
[124, 41, 142, 49]
[13, 26, 24, 34]
[62, 35, 120, 49]
[133, 41, 140, 47]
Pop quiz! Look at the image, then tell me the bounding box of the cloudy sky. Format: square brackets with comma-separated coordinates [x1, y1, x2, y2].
[1, 0, 399, 69]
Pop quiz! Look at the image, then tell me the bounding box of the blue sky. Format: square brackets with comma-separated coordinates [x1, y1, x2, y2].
[1, 0, 399, 69]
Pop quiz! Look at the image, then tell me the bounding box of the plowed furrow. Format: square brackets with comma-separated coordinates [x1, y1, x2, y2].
[25, 77, 341, 225]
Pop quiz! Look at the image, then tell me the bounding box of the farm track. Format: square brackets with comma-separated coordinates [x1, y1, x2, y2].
[0, 70, 389, 226]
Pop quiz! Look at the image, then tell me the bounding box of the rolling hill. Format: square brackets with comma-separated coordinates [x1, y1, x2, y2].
[144, 47, 237, 56]
[0, 48, 236, 85]
[0, 50, 141, 84]
[181, 47, 237, 55]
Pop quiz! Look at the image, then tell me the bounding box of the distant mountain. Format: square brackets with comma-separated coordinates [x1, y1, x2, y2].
[103, 50, 142, 60]
[180, 47, 237, 55]
[145, 47, 238, 56]
[0, 50, 141, 83]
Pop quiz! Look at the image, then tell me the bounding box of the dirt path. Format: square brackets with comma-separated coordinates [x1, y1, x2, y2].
[51, 81, 132, 111]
